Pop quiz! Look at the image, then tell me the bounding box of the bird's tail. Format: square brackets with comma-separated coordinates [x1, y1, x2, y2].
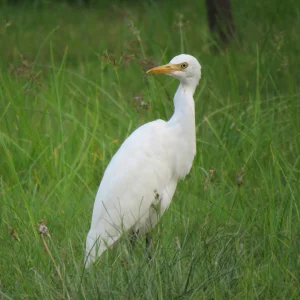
[84, 230, 121, 268]
[84, 230, 102, 268]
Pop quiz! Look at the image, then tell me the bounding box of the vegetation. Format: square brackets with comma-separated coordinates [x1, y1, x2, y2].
[0, 0, 299, 298]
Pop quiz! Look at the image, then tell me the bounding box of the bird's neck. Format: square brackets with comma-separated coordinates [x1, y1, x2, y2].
[168, 82, 197, 178]
[173, 83, 196, 120]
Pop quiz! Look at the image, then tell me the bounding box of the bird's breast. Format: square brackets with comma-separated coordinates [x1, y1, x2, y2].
[167, 121, 196, 178]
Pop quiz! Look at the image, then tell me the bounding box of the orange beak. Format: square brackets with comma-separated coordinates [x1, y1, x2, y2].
[146, 64, 181, 74]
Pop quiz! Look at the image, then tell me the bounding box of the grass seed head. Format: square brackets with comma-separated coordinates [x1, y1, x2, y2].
[38, 221, 51, 238]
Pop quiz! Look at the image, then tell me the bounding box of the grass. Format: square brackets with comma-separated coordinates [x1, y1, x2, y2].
[0, 0, 300, 298]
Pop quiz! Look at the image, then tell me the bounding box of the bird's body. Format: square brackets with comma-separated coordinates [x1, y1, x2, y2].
[85, 54, 201, 267]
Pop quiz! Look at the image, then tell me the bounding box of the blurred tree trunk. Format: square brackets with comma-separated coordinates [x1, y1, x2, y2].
[206, 0, 235, 44]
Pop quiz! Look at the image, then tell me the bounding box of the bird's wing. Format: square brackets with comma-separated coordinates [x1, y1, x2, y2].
[86, 120, 177, 262]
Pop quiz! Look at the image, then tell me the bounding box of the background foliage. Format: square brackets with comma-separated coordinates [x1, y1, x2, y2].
[0, 0, 299, 299]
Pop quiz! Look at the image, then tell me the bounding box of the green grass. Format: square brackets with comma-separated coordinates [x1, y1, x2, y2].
[1, 0, 300, 298]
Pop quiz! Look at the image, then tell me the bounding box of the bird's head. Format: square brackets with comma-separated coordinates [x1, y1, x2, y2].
[147, 54, 201, 88]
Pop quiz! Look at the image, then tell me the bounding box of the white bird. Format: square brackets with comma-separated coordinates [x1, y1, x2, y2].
[85, 54, 201, 267]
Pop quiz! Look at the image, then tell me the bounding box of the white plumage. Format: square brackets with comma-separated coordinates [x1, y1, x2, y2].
[85, 54, 201, 267]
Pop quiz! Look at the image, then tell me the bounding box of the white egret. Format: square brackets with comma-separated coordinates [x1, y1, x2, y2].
[85, 54, 201, 267]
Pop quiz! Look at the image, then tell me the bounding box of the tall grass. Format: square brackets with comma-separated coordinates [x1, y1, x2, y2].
[0, 0, 300, 298]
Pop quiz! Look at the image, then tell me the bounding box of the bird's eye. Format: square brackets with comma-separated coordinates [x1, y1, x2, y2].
[180, 62, 188, 69]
